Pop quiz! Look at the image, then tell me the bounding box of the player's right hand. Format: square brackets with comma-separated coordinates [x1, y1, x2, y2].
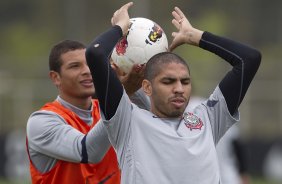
[111, 2, 133, 36]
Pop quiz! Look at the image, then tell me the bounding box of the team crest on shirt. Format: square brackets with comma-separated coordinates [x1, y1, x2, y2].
[183, 112, 203, 131]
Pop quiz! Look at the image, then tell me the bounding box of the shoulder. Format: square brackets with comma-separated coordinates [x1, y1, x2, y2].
[28, 109, 66, 124]
[27, 110, 67, 138]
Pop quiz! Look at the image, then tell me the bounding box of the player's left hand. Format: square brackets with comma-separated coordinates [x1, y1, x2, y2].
[169, 7, 203, 51]
[111, 62, 145, 96]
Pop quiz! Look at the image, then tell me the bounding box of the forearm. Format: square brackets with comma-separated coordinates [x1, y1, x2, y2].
[27, 113, 86, 163]
[84, 120, 111, 163]
[199, 32, 261, 115]
[86, 26, 124, 119]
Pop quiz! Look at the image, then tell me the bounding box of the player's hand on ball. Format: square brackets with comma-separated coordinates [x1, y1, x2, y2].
[111, 2, 133, 36]
[112, 62, 145, 96]
[111, 17, 168, 74]
[111, 61, 126, 79]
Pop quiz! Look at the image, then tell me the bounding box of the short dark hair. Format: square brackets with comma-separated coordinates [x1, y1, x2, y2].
[49, 40, 85, 73]
[144, 52, 190, 81]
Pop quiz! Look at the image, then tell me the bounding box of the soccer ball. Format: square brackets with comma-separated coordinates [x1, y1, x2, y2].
[111, 17, 168, 73]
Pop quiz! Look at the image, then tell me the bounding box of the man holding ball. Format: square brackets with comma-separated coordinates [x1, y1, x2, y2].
[86, 2, 261, 184]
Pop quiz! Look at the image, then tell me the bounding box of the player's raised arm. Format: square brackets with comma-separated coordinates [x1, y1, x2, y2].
[85, 2, 133, 120]
[170, 7, 261, 116]
[201, 32, 261, 115]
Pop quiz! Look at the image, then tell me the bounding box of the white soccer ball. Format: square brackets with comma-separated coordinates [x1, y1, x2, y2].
[111, 17, 168, 73]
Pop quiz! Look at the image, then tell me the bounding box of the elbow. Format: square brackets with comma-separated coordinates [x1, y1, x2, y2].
[85, 44, 105, 67]
[248, 48, 262, 69]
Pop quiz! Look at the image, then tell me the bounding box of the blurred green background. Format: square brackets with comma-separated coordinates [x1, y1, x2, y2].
[0, 0, 281, 183]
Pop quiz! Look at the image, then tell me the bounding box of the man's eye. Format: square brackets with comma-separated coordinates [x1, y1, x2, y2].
[162, 80, 173, 84]
[181, 79, 190, 85]
[70, 65, 79, 68]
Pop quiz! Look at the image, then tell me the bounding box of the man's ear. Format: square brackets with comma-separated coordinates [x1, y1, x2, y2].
[142, 79, 152, 96]
[49, 71, 61, 87]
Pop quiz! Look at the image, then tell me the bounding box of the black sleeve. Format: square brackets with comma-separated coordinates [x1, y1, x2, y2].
[199, 32, 261, 115]
[85, 26, 124, 120]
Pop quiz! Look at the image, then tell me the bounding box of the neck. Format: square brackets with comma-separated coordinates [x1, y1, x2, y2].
[151, 109, 183, 119]
[59, 95, 92, 110]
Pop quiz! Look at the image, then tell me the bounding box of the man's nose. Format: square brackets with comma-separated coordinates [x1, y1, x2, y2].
[82, 64, 91, 74]
[173, 81, 184, 93]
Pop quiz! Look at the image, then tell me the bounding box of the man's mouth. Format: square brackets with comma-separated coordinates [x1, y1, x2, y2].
[170, 97, 186, 108]
[80, 79, 93, 87]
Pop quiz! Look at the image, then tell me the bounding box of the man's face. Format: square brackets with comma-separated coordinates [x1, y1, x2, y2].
[51, 49, 95, 100]
[147, 62, 191, 118]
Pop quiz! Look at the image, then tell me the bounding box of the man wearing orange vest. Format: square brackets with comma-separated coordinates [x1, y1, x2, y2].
[26, 40, 146, 183]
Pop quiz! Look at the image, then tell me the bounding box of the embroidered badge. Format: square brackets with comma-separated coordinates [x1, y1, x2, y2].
[183, 112, 203, 131]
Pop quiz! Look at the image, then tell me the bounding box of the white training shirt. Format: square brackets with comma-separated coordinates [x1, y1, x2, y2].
[103, 86, 239, 184]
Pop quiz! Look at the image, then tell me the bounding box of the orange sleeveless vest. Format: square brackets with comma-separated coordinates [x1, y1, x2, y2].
[27, 100, 120, 184]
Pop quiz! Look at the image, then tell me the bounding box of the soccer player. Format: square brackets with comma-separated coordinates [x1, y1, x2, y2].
[26, 39, 145, 183]
[86, 2, 261, 184]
